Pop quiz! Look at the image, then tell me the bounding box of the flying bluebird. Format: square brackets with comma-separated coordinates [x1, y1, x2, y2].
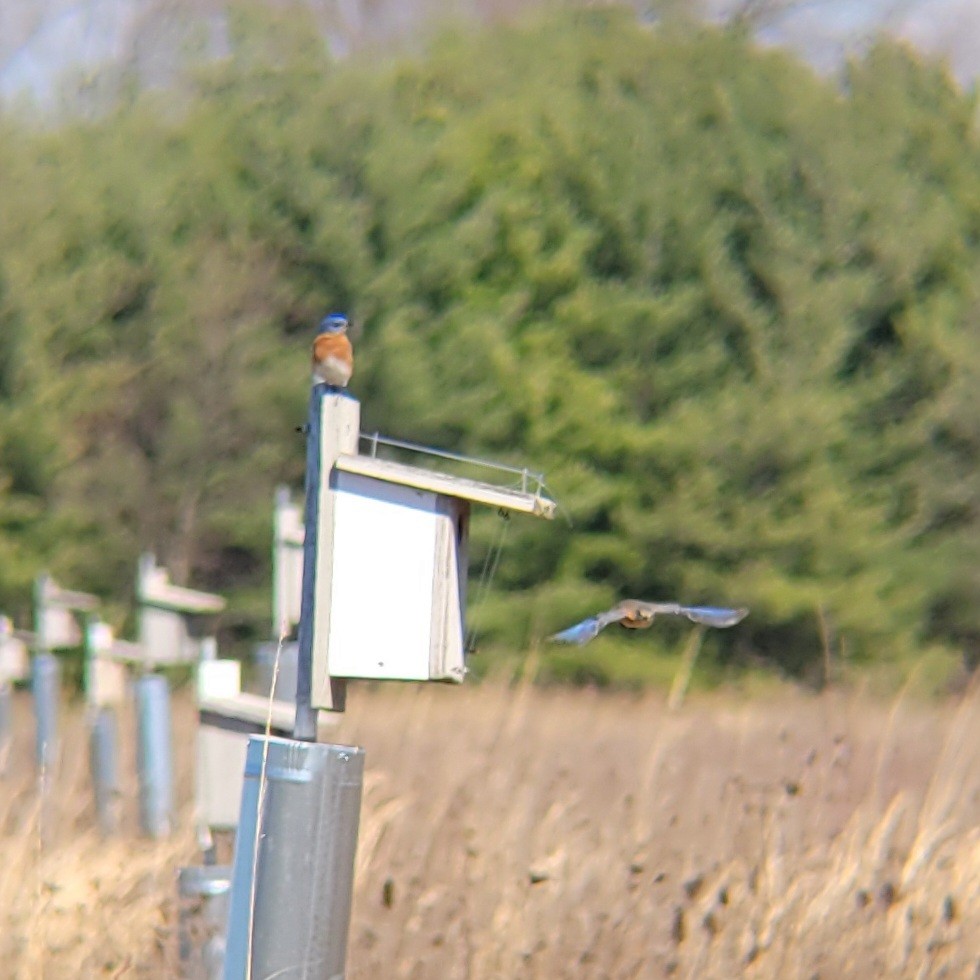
[549, 600, 748, 645]
[312, 313, 354, 388]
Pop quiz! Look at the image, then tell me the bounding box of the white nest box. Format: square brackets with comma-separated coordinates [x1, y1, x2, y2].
[137, 555, 226, 666]
[273, 487, 305, 638]
[34, 573, 98, 651]
[85, 620, 139, 708]
[0, 616, 29, 684]
[307, 393, 554, 706]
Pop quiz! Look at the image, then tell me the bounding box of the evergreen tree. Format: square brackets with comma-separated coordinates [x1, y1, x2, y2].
[0, 7, 977, 679]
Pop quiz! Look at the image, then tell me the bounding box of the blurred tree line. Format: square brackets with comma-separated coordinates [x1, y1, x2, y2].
[0, 6, 978, 684]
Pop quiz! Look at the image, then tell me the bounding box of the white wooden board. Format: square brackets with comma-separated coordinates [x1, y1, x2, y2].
[325, 475, 437, 680]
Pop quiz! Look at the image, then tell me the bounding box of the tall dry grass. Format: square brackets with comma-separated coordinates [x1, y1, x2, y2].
[1, 678, 979, 978]
[0, 693, 197, 978]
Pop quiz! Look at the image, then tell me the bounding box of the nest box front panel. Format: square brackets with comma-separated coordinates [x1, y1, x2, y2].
[324, 473, 441, 680]
[139, 607, 192, 665]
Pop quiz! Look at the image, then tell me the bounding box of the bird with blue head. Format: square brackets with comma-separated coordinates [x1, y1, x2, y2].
[312, 313, 354, 389]
[550, 600, 748, 645]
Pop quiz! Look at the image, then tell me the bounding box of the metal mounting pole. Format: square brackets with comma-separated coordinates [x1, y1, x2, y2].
[90, 706, 119, 836]
[136, 673, 174, 838]
[179, 864, 232, 980]
[0, 681, 11, 775]
[32, 652, 60, 773]
[224, 378, 366, 977]
[223, 736, 364, 980]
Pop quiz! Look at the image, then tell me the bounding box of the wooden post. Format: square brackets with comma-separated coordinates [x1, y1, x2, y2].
[294, 385, 355, 739]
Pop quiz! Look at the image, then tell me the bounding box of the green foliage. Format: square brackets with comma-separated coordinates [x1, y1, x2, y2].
[0, 7, 978, 679]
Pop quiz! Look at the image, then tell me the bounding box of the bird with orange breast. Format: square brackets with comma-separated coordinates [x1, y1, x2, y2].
[549, 600, 748, 645]
[312, 313, 354, 389]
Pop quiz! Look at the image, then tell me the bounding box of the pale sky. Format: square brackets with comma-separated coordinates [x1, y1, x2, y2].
[0, 0, 977, 106]
[753, 0, 980, 84]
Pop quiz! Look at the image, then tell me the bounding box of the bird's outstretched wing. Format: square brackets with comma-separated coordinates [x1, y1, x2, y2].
[675, 605, 748, 628]
[548, 606, 634, 645]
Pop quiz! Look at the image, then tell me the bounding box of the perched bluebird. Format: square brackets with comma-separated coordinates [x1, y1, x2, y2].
[312, 313, 354, 388]
[549, 600, 748, 645]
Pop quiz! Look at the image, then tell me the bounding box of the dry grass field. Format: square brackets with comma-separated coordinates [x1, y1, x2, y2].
[2, 673, 980, 979]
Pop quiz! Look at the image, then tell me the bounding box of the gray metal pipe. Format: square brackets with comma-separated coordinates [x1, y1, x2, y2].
[32, 653, 60, 773]
[0, 682, 11, 775]
[90, 706, 119, 836]
[135, 673, 174, 838]
[179, 864, 232, 980]
[254, 641, 299, 701]
[223, 736, 365, 980]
